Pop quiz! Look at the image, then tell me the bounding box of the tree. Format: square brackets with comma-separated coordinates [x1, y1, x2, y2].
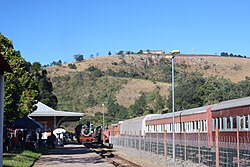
[233, 77, 250, 98]
[138, 50, 143, 54]
[86, 66, 103, 77]
[221, 52, 229, 57]
[50, 60, 62, 66]
[74, 54, 84, 62]
[68, 63, 77, 69]
[197, 77, 235, 105]
[117, 51, 124, 55]
[33, 67, 58, 109]
[108, 51, 112, 55]
[1, 33, 38, 124]
[130, 93, 147, 117]
[154, 95, 165, 113]
[167, 73, 205, 111]
[30, 62, 41, 73]
[107, 97, 128, 123]
[1, 33, 58, 125]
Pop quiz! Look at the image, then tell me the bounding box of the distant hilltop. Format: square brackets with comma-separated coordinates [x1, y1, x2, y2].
[46, 52, 250, 83]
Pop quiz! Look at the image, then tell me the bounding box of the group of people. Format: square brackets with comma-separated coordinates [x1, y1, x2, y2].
[3, 128, 76, 152]
[4, 134, 18, 152]
[3, 129, 41, 152]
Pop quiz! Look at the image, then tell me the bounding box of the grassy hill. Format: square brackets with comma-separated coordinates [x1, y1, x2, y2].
[46, 54, 250, 117]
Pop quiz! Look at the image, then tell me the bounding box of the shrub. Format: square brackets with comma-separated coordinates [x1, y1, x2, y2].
[68, 63, 77, 69]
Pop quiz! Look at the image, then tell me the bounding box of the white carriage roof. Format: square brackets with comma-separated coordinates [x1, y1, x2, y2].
[29, 102, 84, 117]
[124, 114, 160, 122]
[212, 96, 250, 111]
[146, 105, 211, 121]
[127, 115, 148, 121]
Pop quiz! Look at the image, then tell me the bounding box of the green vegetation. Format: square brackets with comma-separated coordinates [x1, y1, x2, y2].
[3, 150, 41, 167]
[106, 62, 172, 83]
[68, 63, 77, 69]
[50, 60, 62, 66]
[106, 69, 143, 79]
[166, 72, 250, 112]
[107, 97, 128, 121]
[129, 93, 147, 117]
[0, 33, 57, 124]
[220, 52, 247, 58]
[51, 70, 128, 113]
[74, 54, 84, 62]
[52, 63, 170, 127]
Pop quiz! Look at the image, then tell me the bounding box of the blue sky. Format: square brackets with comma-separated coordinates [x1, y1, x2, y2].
[1, 0, 249, 65]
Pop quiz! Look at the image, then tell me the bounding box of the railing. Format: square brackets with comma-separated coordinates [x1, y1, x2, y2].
[109, 129, 250, 167]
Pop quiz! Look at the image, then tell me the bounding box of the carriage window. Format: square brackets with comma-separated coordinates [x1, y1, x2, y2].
[227, 117, 231, 129]
[223, 117, 227, 130]
[191, 121, 194, 131]
[232, 117, 237, 129]
[218, 119, 221, 129]
[221, 118, 224, 130]
[202, 120, 205, 132]
[212, 119, 215, 131]
[215, 118, 217, 128]
[239, 116, 244, 129]
[246, 116, 249, 129]
[196, 121, 198, 131]
[204, 120, 207, 132]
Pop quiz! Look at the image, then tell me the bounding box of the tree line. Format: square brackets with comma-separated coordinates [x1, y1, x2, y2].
[166, 72, 250, 112]
[220, 52, 247, 58]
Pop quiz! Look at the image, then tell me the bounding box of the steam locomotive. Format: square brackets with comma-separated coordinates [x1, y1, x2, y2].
[75, 122, 112, 148]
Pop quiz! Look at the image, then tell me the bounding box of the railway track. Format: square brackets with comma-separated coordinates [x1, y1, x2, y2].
[84, 143, 141, 167]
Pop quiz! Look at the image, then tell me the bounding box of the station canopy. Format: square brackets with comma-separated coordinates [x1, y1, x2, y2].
[29, 102, 84, 118]
[29, 102, 84, 129]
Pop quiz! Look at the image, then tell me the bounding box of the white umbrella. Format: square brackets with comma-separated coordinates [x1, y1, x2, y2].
[53, 128, 66, 134]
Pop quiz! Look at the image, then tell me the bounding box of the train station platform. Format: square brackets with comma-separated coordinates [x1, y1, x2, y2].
[33, 143, 114, 167]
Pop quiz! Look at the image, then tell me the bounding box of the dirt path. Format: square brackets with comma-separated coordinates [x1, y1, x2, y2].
[33, 143, 114, 167]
